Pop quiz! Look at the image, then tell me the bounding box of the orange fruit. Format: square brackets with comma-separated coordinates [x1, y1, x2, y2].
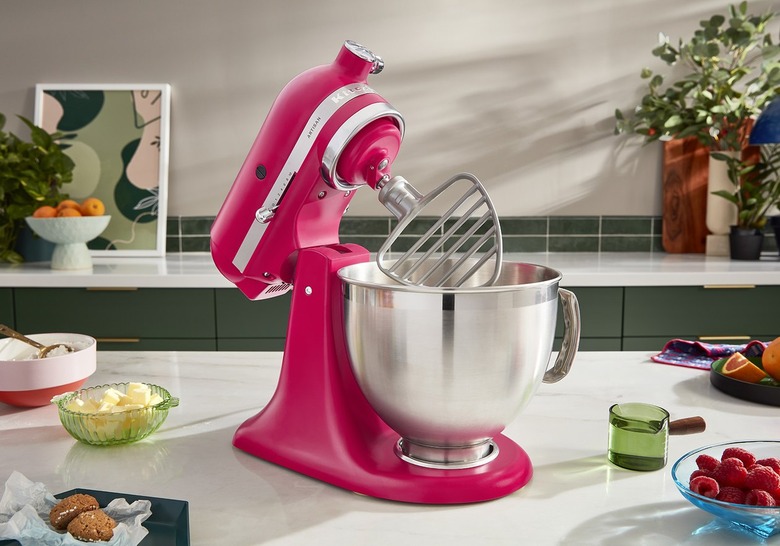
[56, 207, 82, 217]
[721, 352, 768, 383]
[762, 337, 780, 381]
[32, 205, 57, 218]
[79, 197, 105, 216]
[56, 199, 81, 212]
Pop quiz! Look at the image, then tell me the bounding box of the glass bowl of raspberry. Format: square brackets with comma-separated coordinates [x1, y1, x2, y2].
[671, 440, 780, 538]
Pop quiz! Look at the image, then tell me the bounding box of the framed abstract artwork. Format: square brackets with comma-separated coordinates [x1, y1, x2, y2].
[35, 84, 171, 257]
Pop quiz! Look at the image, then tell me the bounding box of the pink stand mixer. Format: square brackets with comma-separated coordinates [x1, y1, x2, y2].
[211, 40, 581, 504]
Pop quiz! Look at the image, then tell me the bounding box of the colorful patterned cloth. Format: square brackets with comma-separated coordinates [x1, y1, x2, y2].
[651, 339, 767, 370]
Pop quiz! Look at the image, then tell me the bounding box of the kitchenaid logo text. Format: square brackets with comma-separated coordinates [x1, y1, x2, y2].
[307, 116, 322, 139]
[330, 84, 374, 104]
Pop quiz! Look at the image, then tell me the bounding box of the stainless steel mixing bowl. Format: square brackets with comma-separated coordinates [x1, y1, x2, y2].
[338, 259, 580, 468]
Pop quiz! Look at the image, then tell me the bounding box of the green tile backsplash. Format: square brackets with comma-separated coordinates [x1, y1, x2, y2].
[170, 215, 669, 254]
[167, 215, 777, 254]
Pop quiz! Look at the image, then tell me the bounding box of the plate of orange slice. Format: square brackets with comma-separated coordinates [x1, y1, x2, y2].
[710, 337, 780, 406]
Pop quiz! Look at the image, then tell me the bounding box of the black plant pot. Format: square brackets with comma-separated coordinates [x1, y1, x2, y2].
[770, 215, 780, 256]
[729, 226, 764, 261]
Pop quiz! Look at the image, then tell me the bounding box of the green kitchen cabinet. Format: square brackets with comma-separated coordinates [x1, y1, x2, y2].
[0, 289, 13, 328]
[555, 287, 623, 351]
[14, 288, 216, 350]
[215, 289, 291, 351]
[623, 285, 780, 350]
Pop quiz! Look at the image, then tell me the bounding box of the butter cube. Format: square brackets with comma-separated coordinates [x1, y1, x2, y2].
[127, 383, 151, 406]
[101, 388, 129, 407]
[66, 398, 87, 413]
[148, 393, 163, 406]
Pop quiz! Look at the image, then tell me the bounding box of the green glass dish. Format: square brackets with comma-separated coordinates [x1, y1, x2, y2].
[52, 382, 179, 446]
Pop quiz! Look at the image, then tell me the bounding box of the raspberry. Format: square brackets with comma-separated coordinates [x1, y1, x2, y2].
[722, 447, 757, 467]
[696, 454, 720, 471]
[744, 466, 780, 492]
[716, 486, 747, 504]
[689, 476, 720, 498]
[745, 489, 777, 507]
[756, 458, 780, 475]
[711, 458, 748, 488]
[690, 469, 711, 481]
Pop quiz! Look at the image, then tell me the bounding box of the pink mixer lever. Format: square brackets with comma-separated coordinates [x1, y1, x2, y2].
[210, 40, 404, 300]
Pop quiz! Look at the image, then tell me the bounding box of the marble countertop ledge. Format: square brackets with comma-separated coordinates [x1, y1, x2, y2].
[0, 252, 778, 288]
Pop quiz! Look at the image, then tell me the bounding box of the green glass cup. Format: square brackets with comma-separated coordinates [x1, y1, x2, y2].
[608, 403, 669, 471]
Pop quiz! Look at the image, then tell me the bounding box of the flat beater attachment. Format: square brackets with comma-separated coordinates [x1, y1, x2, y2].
[376, 173, 503, 288]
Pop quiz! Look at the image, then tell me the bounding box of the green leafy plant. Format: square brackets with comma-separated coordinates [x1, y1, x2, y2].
[710, 145, 780, 229]
[614, 2, 780, 151]
[0, 112, 74, 263]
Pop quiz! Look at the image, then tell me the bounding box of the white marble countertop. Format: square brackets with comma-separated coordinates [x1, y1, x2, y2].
[1, 350, 778, 545]
[0, 252, 778, 288]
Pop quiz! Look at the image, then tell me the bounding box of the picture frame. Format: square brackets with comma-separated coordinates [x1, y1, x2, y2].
[34, 83, 171, 257]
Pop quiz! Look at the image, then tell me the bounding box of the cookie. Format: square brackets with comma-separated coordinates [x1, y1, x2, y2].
[49, 493, 99, 530]
[66, 509, 116, 542]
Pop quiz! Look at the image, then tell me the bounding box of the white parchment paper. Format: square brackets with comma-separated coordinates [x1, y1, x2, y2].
[0, 472, 151, 546]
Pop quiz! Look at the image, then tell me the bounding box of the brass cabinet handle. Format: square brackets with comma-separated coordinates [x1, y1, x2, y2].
[96, 337, 141, 343]
[698, 335, 751, 341]
[86, 287, 139, 291]
[702, 285, 756, 289]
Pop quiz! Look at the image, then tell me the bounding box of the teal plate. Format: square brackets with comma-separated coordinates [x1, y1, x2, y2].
[0, 488, 189, 546]
[711, 357, 780, 407]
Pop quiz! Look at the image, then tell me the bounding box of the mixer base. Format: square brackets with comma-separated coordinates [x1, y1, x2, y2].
[235, 418, 533, 504]
[232, 244, 533, 504]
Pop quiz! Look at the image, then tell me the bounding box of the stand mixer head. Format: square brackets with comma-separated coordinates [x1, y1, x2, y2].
[211, 40, 580, 504]
[211, 40, 404, 300]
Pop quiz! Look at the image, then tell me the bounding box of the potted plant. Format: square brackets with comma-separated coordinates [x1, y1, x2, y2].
[710, 145, 780, 258]
[614, 1, 780, 254]
[0, 112, 74, 263]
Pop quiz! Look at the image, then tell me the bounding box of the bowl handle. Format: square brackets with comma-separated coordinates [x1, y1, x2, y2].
[543, 288, 580, 384]
[159, 397, 180, 410]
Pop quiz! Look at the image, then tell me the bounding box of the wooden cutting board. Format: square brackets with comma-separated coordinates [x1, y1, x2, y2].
[662, 137, 709, 254]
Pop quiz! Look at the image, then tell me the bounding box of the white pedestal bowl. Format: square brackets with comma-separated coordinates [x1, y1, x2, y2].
[25, 216, 111, 270]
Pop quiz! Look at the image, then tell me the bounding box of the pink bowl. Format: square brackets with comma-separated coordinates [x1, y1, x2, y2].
[0, 333, 97, 407]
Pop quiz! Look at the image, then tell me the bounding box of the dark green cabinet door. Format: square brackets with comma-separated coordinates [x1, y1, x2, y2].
[554, 337, 622, 351]
[0, 289, 13, 328]
[555, 287, 624, 348]
[215, 289, 290, 345]
[217, 338, 286, 351]
[624, 286, 780, 339]
[14, 288, 216, 339]
[93, 338, 217, 351]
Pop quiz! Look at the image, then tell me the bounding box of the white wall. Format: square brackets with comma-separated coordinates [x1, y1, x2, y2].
[1, 0, 777, 217]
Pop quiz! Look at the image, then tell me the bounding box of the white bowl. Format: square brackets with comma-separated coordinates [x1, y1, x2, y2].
[25, 216, 110, 270]
[0, 333, 97, 407]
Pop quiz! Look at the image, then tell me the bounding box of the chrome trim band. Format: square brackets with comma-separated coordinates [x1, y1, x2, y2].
[321, 102, 405, 191]
[395, 438, 500, 470]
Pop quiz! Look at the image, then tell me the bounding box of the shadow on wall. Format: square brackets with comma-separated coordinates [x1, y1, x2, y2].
[342, 47, 660, 217]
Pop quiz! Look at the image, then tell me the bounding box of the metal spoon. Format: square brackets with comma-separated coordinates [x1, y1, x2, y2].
[0, 324, 75, 358]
